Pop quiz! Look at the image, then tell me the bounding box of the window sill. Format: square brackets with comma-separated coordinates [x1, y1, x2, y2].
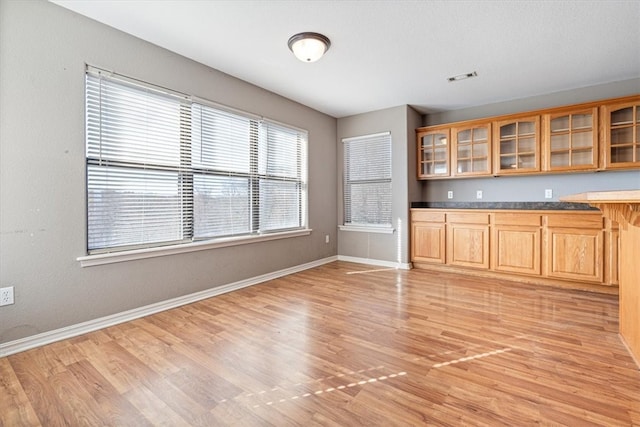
[77, 229, 313, 267]
[338, 225, 395, 234]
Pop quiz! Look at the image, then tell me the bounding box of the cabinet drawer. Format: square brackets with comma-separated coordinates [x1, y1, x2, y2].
[494, 213, 541, 226]
[411, 210, 445, 222]
[447, 212, 490, 224]
[546, 214, 603, 229]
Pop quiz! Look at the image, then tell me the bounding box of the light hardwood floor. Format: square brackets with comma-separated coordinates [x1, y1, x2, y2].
[2, 261, 639, 426]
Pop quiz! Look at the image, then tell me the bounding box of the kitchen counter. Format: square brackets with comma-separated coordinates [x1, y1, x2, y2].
[410, 201, 595, 210]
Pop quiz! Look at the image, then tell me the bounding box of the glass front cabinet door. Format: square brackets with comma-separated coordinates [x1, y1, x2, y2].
[543, 107, 598, 171]
[417, 128, 450, 178]
[493, 116, 540, 174]
[602, 99, 640, 169]
[451, 122, 492, 176]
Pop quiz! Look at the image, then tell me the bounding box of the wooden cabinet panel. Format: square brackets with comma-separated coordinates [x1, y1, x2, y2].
[447, 212, 489, 224]
[545, 227, 604, 283]
[412, 211, 445, 223]
[446, 223, 489, 269]
[412, 222, 445, 264]
[546, 213, 603, 229]
[492, 214, 541, 275]
[606, 220, 620, 286]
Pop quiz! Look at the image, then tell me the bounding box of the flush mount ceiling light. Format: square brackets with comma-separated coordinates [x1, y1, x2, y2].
[288, 32, 331, 63]
[447, 71, 478, 82]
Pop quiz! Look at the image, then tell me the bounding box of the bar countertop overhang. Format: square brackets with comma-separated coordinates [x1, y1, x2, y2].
[560, 189, 640, 204]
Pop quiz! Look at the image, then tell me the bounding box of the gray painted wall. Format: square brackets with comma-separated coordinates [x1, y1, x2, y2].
[0, 0, 337, 343]
[421, 80, 640, 202]
[337, 105, 420, 265]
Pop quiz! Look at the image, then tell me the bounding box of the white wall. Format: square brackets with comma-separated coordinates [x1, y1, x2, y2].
[0, 0, 337, 344]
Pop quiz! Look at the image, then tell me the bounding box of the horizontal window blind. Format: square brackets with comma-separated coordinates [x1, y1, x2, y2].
[85, 67, 307, 254]
[191, 104, 254, 239]
[259, 121, 306, 232]
[343, 132, 392, 226]
[86, 71, 191, 251]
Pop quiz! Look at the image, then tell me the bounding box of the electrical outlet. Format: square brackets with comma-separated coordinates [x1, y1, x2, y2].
[0, 286, 14, 306]
[545, 189, 553, 199]
[447, 190, 453, 199]
[325, 234, 330, 244]
[476, 190, 483, 199]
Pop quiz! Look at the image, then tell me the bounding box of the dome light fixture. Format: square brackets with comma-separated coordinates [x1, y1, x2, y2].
[288, 32, 331, 63]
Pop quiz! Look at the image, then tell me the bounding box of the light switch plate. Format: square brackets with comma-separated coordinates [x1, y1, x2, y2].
[476, 190, 483, 199]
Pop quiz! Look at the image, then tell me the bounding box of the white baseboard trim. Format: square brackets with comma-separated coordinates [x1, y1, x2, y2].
[0, 256, 338, 358]
[337, 255, 412, 270]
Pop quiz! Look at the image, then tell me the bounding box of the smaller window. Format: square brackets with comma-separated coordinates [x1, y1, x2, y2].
[342, 132, 392, 230]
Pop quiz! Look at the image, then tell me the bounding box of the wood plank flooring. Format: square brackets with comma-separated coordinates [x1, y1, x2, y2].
[2, 261, 639, 426]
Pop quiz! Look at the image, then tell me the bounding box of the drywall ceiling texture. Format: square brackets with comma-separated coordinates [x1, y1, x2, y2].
[50, 0, 640, 118]
[0, 0, 337, 344]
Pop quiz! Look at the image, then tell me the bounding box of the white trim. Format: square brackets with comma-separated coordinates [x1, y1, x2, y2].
[78, 229, 312, 267]
[337, 255, 412, 270]
[342, 131, 391, 143]
[338, 225, 395, 234]
[0, 256, 338, 358]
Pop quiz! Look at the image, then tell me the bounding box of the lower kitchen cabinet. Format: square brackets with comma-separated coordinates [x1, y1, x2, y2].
[411, 211, 445, 264]
[446, 213, 490, 269]
[410, 208, 618, 291]
[492, 212, 541, 275]
[544, 214, 604, 283]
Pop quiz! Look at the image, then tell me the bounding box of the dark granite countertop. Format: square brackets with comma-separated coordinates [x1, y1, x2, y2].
[410, 201, 597, 211]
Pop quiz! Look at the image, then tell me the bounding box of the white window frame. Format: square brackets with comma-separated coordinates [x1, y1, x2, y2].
[79, 67, 309, 266]
[340, 131, 394, 234]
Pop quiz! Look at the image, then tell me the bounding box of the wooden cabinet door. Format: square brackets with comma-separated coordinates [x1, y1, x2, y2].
[543, 107, 598, 171]
[601, 98, 640, 169]
[417, 128, 450, 178]
[545, 227, 604, 283]
[492, 213, 541, 275]
[446, 213, 489, 269]
[412, 222, 445, 264]
[451, 122, 492, 176]
[493, 115, 540, 174]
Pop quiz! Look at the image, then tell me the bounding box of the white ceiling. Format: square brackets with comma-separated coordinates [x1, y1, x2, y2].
[51, 0, 640, 118]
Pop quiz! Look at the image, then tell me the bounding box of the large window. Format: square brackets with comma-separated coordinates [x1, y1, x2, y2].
[85, 67, 307, 254]
[342, 132, 392, 230]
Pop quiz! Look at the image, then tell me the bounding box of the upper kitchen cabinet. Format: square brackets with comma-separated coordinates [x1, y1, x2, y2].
[493, 115, 540, 175]
[601, 97, 640, 169]
[543, 107, 598, 172]
[451, 122, 492, 177]
[417, 127, 450, 178]
[416, 95, 639, 181]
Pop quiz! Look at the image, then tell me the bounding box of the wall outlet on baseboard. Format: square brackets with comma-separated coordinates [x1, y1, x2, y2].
[0, 286, 14, 306]
[325, 234, 330, 244]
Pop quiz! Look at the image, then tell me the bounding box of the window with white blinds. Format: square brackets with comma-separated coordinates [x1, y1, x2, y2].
[85, 67, 307, 254]
[342, 132, 392, 228]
